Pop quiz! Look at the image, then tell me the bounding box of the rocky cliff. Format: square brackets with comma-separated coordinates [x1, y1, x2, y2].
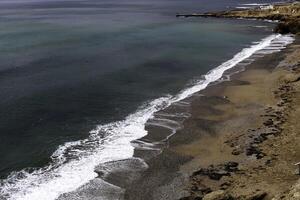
[177, 2, 300, 34]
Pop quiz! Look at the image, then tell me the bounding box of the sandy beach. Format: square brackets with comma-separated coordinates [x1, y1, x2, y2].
[56, 8, 300, 200]
[1, 1, 300, 200]
[107, 36, 300, 200]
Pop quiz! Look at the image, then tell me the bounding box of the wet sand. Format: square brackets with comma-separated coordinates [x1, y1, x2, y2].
[120, 36, 300, 200]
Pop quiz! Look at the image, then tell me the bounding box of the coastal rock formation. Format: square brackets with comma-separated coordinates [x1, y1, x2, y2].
[192, 162, 239, 181]
[275, 20, 300, 34]
[177, 2, 300, 34]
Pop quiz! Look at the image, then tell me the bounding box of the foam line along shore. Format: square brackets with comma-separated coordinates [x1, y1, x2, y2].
[0, 33, 294, 200]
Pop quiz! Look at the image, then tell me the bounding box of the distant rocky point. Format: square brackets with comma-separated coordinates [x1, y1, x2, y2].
[177, 1, 300, 34]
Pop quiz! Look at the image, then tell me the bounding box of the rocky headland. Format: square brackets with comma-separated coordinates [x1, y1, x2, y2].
[176, 2, 300, 34]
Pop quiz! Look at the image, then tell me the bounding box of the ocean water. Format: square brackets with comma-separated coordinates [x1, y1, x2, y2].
[0, 0, 291, 199]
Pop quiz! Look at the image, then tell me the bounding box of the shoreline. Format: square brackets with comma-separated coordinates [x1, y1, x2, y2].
[1, 2, 299, 200]
[55, 34, 299, 200]
[53, 34, 297, 200]
[120, 36, 300, 200]
[2, 28, 286, 200]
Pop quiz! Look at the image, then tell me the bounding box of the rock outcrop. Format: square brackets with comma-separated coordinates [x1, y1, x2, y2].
[176, 2, 300, 34]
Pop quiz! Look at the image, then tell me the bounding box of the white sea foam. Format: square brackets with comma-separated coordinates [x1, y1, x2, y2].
[236, 3, 269, 9]
[154, 112, 191, 118]
[240, 3, 269, 6]
[0, 34, 294, 200]
[236, 6, 253, 9]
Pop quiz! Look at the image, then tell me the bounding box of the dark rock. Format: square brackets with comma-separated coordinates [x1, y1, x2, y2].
[265, 159, 272, 165]
[194, 168, 230, 180]
[232, 148, 243, 155]
[275, 20, 300, 34]
[210, 171, 230, 180]
[256, 152, 266, 159]
[224, 162, 239, 172]
[263, 119, 273, 126]
[253, 135, 267, 143]
[246, 145, 265, 159]
[193, 162, 238, 180]
[246, 145, 259, 156]
[246, 191, 267, 200]
[179, 196, 198, 200]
